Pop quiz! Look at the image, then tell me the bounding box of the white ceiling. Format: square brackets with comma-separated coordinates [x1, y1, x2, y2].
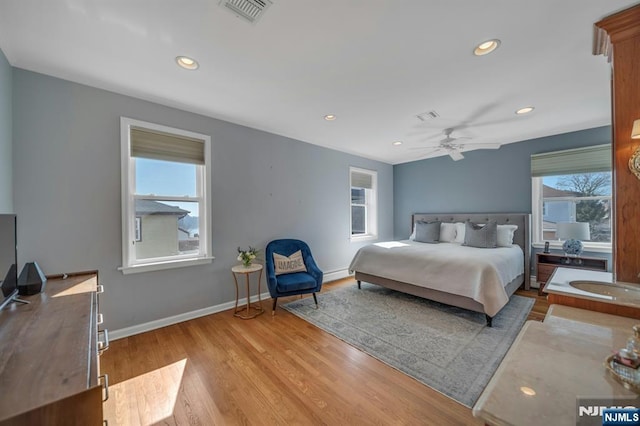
[0, 1, 636, 165]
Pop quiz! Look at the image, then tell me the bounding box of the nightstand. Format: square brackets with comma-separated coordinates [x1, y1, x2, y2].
[536, 252, 608, 295]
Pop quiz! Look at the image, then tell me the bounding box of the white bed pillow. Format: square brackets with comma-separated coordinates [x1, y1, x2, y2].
[409, 224, 416, 240]
[497, 224, 518, 247]
[440, 222, 457, 242]
[454, 222, 466, 243]
[416, 221, 517, 246]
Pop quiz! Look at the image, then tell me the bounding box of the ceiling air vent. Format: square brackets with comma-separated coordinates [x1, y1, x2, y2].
[416, 110, 439, 122]
[219, 0, 273, 24]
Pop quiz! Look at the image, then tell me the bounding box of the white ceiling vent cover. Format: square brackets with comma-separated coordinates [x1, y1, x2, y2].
[416, 110, 439, 122]
[219, 0, 273, 24]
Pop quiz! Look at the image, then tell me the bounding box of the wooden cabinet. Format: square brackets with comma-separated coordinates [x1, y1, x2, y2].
[536, 252, 608, 295]
[0, 272, 107, 425]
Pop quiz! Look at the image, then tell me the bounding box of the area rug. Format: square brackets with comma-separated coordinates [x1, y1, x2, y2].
[282, 283, 534, 407]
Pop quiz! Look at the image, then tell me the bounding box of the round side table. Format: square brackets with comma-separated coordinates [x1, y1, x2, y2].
[231, 264, 264, 319]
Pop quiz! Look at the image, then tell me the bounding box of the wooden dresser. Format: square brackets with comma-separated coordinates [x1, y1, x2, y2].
[0, 272, 108, 425]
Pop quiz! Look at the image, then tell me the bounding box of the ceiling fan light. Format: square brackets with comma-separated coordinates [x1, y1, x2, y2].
[474, 39, 501, 56]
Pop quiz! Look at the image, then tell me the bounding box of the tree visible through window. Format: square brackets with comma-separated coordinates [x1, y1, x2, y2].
[531, 144, 612, 249]
[540, 172, 611, 243]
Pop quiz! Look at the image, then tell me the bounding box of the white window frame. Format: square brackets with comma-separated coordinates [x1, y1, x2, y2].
[349, 167, 378, 241]
[119, 117, 213, 274]
[531, 176, 611, 253]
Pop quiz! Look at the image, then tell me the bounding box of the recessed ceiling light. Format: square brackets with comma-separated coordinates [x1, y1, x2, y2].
[520, 387, 536, 396]
[516, 106, 535, 115]
[392, 141, 403, 146]
[175, 56, 199, 70]
[474, 39, 501, 56]
[324, 114, 336, 121]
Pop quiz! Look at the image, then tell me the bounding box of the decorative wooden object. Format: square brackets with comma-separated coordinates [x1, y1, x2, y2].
[536, 252, 608, 296]
[0, 273, 105, 425]
[594, 5, 640, 284]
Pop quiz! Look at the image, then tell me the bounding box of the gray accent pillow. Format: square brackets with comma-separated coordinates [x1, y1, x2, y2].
[463, 220, 498, 248]
[414, 220, 441, 243]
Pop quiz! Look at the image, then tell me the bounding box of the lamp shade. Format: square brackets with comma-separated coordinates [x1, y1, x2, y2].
[556, 222, 591, 241]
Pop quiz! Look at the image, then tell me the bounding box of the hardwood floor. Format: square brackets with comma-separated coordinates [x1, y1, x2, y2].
[101, 278, 548, 425]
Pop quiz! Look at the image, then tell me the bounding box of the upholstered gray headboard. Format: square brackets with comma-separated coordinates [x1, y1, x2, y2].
[411, 213, 531, 286]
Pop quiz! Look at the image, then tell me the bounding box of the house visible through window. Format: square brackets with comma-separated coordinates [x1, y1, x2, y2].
[120, 117, 212, 274]
[350, 167, 377, 240]
[531, 144, 611, 250]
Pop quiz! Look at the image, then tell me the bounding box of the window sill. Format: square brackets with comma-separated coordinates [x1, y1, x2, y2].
[532, 242, 612, 254]
[350, 234, 378, 242]
[119, 256, 214, 275]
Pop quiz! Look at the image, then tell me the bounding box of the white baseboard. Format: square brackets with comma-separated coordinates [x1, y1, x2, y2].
[110, 268, 352, 340]
[323, 268, 352, 282]
[530, 275, 540, 289]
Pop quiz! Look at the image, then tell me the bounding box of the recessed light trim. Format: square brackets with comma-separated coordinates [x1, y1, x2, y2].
[324, 114, 336, 121]
[516, 106, 535, 115]
[175, 56, 199, 70]
[474, 39, 501, 56]
[520, 386, 536, 396]
[392, 141, 403, 146]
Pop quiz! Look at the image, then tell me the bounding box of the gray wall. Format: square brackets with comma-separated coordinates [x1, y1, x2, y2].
[0, 49, 12, 213]
[393, 126, 613, 270]
[12, 69, 393, 331]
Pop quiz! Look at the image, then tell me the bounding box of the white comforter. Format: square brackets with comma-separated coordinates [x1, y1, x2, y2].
[348, 240, 524, 317]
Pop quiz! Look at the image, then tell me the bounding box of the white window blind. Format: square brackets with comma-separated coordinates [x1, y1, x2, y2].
[531, 144, 611, 177]
[351, 171, 373, 188]
[131, 127, 205, 165]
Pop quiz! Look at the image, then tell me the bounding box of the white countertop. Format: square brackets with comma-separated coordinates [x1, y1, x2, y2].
[472, 305, 640, 425]
[544, 268, 640, 309]
[545, 267, 614, 300]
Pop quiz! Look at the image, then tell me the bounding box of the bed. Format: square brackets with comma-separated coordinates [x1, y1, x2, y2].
[349, 213, 531, 326]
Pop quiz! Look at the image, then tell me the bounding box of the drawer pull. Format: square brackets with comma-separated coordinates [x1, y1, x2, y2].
[97, 284, 105, 294]
[97, 313, 104, 326]
[99, 374, 109, 402]
[98, 329, 110, 353]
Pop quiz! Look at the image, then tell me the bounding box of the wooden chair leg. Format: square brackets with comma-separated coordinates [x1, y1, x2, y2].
[312, 293, 318, 308]
[272, 297, 278, 315]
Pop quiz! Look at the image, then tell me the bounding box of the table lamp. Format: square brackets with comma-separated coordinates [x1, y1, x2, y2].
[556, 222, 591, 258]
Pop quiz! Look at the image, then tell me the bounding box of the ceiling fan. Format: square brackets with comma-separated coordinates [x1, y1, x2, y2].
[410, 128, 501, 161]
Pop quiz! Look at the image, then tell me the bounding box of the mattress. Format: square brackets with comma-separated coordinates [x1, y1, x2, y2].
[349, 240, 525, 317]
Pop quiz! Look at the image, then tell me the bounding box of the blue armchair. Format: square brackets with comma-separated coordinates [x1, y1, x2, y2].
[265, 239, 323, 314]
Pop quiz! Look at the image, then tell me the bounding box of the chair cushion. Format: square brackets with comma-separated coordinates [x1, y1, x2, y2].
[275, 272, 318, 293]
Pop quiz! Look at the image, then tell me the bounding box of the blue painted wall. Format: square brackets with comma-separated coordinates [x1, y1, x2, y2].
[12, 69, 393, 332]
[393, 126, 613, 271]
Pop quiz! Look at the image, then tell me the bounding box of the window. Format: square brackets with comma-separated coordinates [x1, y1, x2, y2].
[531, 144, 611, 252]
[120, 117, 212, 274]
[350, 167, 377, 240]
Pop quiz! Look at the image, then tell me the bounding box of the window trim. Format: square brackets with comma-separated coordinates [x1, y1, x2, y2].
[349, 166, 378, 241]
[119, 117, 213, 274]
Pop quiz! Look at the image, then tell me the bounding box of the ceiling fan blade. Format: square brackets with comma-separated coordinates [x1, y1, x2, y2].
[448, 150, 465, 161]
[460, 143, 501, 152]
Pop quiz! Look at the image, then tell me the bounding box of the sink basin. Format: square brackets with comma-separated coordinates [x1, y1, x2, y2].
[570, 280, 640, 300]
